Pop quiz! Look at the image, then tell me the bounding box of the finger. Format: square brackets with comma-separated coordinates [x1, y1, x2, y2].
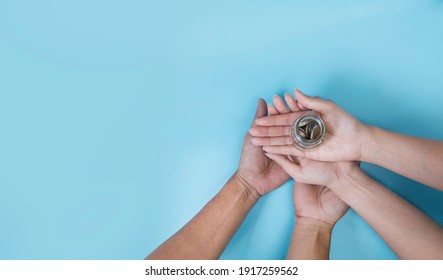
[249, 126, 291, 137]
[273, 95, 290, 114]
[267, 104, 279, 116]
[294, 89, 333, 113]
[251, 136, 293, 146]
[265, 153, 302, 179]
[294, 181, 314, 189]
[298, 102, 308, 111]
[284, 93, 301, 112]
[288, 155, 302, 164]
[295, 156, 303, 164]
[263, 145, 305, 157]
[250, 98, 268, 128]
[292, 156, 303, 164]
[255, 111, 307, 126]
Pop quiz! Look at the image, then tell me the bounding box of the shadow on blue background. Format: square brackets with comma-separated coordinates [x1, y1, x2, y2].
[0, 0, 442, 259]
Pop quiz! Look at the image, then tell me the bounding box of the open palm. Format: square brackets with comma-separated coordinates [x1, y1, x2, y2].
[250, 90, 367, 162]
[293, 182, 349, 226]
[303, 99, 365, 162]
[237, 99, 289, 196]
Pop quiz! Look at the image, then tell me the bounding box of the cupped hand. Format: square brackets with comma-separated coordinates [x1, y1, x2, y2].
[236, 99, 290, 197]
[249, 89, 368, 162]
[293, 182, 349, 227]
[264, 153, 357, 187]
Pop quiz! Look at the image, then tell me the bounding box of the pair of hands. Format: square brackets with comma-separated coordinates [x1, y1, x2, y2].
[236, 89, 368, 228]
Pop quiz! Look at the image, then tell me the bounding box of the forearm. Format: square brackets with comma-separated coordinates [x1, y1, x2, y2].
[361, 125, 443, 191]
[330, 168, 443, 259]
[146, 173, 258, 260]
[287, 219, 332, 260]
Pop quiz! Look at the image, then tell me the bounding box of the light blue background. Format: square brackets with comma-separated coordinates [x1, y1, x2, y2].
[1, 0, 443, 259]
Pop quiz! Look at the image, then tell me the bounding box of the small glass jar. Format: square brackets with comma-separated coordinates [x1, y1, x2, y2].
[291, 114, 326, 149]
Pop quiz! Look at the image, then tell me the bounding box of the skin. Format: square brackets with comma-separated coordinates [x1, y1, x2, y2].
[270, 97, 350, 260]
[249, 89, 443, 191]
[265, 154, 443, 259]
[288, 182, 349, 260]
[252, 90, 443, 259]
[146, 97, 348, 260]
[146, 99, 290, 259]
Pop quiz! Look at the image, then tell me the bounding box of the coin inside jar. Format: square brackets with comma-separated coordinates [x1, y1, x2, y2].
[290, 114, 326, 149]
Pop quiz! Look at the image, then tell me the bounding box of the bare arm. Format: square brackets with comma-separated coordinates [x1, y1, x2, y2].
[329, 166, 443, 259]
[287, 221, 333, 260]
[362, 125, 443, 191]
[266, 98, 349, 260]
[146, 174, 257, 259]
[266, 153, 443, 260]
[250, 89, 443, 191]
[145, 99, 290, 259]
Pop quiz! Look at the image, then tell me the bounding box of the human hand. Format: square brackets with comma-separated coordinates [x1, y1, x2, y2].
[235, 98, 291, 197]
[292, 181, 349, 227]
[287, 179, 349, 260]
[264, 153, 358, 187]
[249, 89, 368, 162]
[269, 93, 350, 225]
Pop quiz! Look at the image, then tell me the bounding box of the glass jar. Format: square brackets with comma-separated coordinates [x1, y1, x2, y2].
[290, 114, 326, 149]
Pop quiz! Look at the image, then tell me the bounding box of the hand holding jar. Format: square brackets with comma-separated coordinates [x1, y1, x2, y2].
[249, 89, 369, 163]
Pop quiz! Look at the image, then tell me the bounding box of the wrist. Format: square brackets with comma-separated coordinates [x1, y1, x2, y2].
[231, 172, 261, 203]
[289, 218, 332, 260]
[359, 124, 379, 162]
[328, 165, 370, 205]
[329, 163, 359, 188]
[295, 217, 335, 231]
[327, 161, 360, 189]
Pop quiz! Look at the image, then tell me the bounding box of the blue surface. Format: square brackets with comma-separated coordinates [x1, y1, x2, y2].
[1, 0, 443, 259]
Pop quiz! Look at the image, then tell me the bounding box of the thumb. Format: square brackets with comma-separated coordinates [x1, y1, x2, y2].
[294, 89, 332, 113]
[250, 98, 268, 128]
